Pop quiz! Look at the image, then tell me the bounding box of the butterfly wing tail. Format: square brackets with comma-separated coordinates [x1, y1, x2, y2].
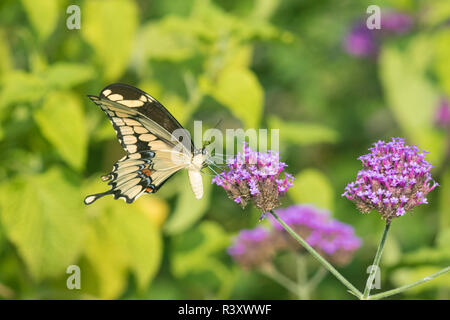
[84, 190, 114, 205]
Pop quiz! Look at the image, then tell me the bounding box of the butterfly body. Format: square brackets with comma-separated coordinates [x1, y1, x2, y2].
[84, 83, 210, 205]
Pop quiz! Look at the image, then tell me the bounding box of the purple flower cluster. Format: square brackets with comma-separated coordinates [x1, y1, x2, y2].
[344, 23, 378, 57]
[344, 11, 413, 57]
[435, 97, 450, 129]
[228, 205, 361, 268]
[270, 205, 362, 266]
[381, 11, 414, 34]
[227, 227, 275, 269]
[212, 143, 295, 213]
[342, 138, 438, 221]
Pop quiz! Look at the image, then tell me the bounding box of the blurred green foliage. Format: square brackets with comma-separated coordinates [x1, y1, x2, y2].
[0, 0, 449, 299]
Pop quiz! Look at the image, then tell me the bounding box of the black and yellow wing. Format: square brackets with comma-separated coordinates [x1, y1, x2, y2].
[84, 84, 192, 205]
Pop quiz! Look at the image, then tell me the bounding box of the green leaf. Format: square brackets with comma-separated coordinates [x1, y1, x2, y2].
[0, 168, 86, 280]
[402, 244, 450, 265]
[44, 63, 95, 89]
[0, 71, 45, 110]
[382, 235, 402, 267]
[379, 36, 444, 165]
[81, 0, 138, 80]
[422, 0, 450, 28]
[200, 66, 263, 128]
[133, 16, 198, 63]
[82, 180, 163, 298]
[440, 170, 450, 230]
[391, 266, 450, 294]
[268, 116, 339, 146]
[0, 29, 13, 75]
[109, 204, 163, 291]
[434, 29, 450, 97]
[289, 168, 334, 211]
[164, 173, 212, 235]
[21, 0, 59, 41]
[83, 219, 129, 299]
[34, 91, 87, 170]
[171, 221, 234, 298]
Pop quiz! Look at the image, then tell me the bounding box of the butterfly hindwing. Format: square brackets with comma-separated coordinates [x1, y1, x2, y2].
[84, 150, 188, 205]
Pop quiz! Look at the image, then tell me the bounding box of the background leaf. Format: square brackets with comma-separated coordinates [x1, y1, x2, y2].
[289, 168, 335, 211]
[34, 91, 87, 170]
[0, 168, 86, 280]
[201, 66, 263, 129]
[21, 0, 59, 41]
[268, 116, 339, 146]
[43, 63, 95, 90]
[0, 71, 45, 110]
[391, 266, 450, 294]
[164, 174, 212, 235]
[82, 180, 163, 298]
[81, 0, 138, 80]
[379, 36, 444, 165]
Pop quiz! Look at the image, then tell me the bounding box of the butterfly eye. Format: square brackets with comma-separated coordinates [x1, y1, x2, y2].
[202, 148, 207, 155]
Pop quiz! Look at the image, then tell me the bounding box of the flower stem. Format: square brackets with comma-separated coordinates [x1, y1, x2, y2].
[295, 254, 309, 300]
[362, 221, 391, 299]
[259, 264, 299, 297]
[269, 210, 363, 299]
[368, 266, 450, 300]
[308, 267, 328, 289]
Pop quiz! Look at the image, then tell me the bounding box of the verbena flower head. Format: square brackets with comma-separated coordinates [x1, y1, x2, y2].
[212, 143, 294, 213]
[227, 227, 275, 269]
[270, 205, 361, 266]
[342, 138, 438, 221]
[435, 97, 450, 129]
[344, 23, 378, 57]
[381, 11, 413, 34]
[344, 11, 413, 58]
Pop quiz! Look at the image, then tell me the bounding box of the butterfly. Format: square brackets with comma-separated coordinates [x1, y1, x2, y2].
[84, 83, 212, 205]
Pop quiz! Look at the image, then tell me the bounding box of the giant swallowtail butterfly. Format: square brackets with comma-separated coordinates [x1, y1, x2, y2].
[84, 83, 210, 205]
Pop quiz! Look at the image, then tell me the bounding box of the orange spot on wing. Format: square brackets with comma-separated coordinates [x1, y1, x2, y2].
[142, 169, 153, 176]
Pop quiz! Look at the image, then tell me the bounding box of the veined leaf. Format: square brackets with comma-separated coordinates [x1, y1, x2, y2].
[82, 179, 163, 297]
[81, 0, 138, 80]
[201, 66, 263, 129]
[21, 0, 59, 41]
[44, 63, 95, 89]
[0, 168, 86, 280]
[0, 71, 45, 110]
[34, 91, 87, 170]
[379, 36, 444, 165]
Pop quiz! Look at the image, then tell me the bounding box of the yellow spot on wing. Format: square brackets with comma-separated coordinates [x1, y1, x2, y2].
[108, 94, 123, 101]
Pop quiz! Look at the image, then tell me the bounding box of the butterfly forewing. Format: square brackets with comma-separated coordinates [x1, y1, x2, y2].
[100, 83, 193, 149]
[84, 84, 193, 205]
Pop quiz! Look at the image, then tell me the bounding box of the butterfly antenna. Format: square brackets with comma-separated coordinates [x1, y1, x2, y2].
[207, 164, 220, 176]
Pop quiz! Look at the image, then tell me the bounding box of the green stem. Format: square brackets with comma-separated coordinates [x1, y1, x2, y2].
[308, 267, 328, 290]
[259, 264, 299, 297]
[362, 221, 391, 299]
[369, 266, 450, 300]
[269, 210, 363, 299]
[296, 254, 309, 300]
